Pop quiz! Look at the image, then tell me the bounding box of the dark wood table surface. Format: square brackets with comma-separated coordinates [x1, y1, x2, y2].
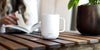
[0, 31, 100, 50]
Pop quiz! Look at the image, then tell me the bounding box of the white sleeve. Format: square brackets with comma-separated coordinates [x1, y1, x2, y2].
[0, 24, 6, 33]
[23, 0, 38, 28]
[0, 16, 6, 33]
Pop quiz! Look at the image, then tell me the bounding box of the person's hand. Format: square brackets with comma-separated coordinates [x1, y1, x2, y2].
[0, 11, 19, 25]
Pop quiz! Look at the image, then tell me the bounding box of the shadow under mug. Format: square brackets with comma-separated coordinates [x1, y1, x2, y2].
[41, 14, 65, 39]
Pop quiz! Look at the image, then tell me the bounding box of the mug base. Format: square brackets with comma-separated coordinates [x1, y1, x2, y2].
[42, 36, 58, 40]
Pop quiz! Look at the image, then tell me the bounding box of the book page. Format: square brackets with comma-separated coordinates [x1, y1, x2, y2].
[4, 12, 30, 33]
[15, 12, 27, 28]
[30, 22, 41, 32]
[5, 25, 30, 33]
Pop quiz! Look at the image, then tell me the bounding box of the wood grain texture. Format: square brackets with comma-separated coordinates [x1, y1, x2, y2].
[26, 34, 75, 47]
[61, 31, 80, 35]
[59, 36, 87, 45]
[12, 34, 61, 49]
[60, 34, 99, 44]
[0, 45, 8, 50]
[0, 31, 100, 50]
[0, 34, 45, 50]
[61, 32, 100, 43]
[31, 33, 87, 45]
[0, 37, 28, 50]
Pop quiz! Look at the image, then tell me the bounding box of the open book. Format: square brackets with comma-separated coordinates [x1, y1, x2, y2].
[4, 12, 41, 33]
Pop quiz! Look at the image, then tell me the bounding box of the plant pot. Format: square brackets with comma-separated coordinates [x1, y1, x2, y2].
[77, 5, 100, 36]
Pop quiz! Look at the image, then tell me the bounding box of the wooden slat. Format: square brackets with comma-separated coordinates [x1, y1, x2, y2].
[65, 31, 79, 33]
[61, 32, 80, 35]
[60, 32, 100, 43]
[60, 34, 99, 44]
[74, 35, 100, 41]
[59, 36, 88, 45]
[0, 37, 28, 50]
[12, 34, 61, 49]
[31, 33, 87, 45]
[0, 45, 8, 50]
[61, 32, 100, 40]
[26, 34, 75, 47]
[0, 34, 45, 50]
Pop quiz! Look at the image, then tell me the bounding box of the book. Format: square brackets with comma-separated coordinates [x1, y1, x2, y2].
[4, 12, 41, 33]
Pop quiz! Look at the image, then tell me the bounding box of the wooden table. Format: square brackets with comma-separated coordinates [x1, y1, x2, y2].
[0, 31, 100, 50]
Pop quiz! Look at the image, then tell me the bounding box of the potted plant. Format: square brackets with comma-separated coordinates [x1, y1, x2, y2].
[68, 0, 100, 36]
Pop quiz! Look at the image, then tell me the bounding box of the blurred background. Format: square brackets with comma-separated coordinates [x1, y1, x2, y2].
[36, 0, 89, 32]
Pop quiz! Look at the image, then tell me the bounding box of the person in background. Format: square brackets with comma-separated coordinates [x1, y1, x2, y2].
[0, 0, 38, 33]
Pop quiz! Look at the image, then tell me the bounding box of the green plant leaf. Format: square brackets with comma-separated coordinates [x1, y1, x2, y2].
[68, 0, 100, 10]
[75, 0, 79, 5]
[68, 0, 79, 10]
[97, 0, 100, 4]
[89, 0, 95, 4]
[68, 0, 75, 9]
[89, 0, 94, 3]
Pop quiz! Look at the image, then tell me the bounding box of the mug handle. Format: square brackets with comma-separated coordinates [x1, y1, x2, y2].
[59, 17, 65, 32]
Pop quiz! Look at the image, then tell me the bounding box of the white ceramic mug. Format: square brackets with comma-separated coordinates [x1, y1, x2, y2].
[41, 14, 65, 39]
